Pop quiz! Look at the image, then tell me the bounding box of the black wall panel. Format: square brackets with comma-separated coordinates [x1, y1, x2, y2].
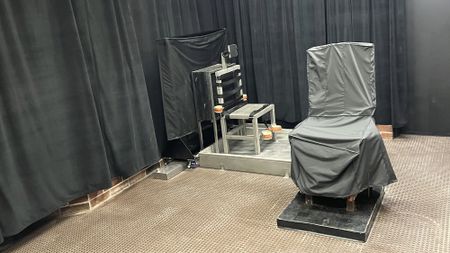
[405, 0, 450, 135]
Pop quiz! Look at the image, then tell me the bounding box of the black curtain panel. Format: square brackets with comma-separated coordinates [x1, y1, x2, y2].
[129, 0, 236, 152]
[0, 0, 160, 243]
[0, 1, 111, 243]
[71, 1, 160, 177]
[233, 0, 407, 128]
[325, 0, 407, 128]
[405, 0, 450, 136]
[233, 0, 327, 123]
[157, 29, 227, 140]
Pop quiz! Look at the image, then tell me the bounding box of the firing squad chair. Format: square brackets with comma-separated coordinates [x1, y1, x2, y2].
[289, 42, 397, 211]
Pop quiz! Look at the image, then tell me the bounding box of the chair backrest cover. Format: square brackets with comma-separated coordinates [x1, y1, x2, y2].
[307, 42, 376, 117]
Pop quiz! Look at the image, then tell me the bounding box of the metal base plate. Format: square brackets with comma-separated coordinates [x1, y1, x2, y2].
[199, 128, 291, 176]
[151, 161, 185, 180]
[277, 188, 384, 242]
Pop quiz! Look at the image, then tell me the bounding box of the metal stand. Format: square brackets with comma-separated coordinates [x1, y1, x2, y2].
[220, 104, 277, 155]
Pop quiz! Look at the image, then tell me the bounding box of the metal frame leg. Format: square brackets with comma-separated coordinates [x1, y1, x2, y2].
[198, 122, 204, 150]
[212, 119, 219, 153]
[220, 116, 229, 154]
[252, 117, 260, 154]
[270, 106, 277, 141]
[238, 119, 245, 135]
[305, 195, 313, 206]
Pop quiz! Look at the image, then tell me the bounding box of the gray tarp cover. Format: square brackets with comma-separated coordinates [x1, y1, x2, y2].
[289, 42, 397, 198]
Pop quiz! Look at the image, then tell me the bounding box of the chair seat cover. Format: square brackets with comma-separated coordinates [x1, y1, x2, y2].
[289, 116, 396, 198]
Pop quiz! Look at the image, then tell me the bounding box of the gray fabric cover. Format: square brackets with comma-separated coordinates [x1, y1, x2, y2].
[289, 42, 397, 198]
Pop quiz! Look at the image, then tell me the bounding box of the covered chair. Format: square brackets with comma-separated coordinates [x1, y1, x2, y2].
[289, 42, 397, 200]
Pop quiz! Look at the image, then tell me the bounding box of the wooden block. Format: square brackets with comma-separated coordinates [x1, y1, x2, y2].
[376, 125, 393, 140]
[377, 124, 393, 133]
[380, 131, 393, 140]
[346, 195, 357, 212]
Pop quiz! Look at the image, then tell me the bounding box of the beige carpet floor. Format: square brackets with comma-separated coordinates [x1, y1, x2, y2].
[4, 135, 450, 253]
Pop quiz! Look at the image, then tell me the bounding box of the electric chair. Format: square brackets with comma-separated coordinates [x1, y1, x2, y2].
[193, 45, 281, 155]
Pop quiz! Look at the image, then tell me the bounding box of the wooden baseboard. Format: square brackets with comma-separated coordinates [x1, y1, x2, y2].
[377, 125, 393, 140]
[60, 160, 163, 216]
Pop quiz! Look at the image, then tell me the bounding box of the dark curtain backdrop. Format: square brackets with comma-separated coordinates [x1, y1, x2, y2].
[129, 0, 236, 152]
[325, 0, 407, 127]
[233, 0, 327, 123]
[157, 29, 227, 140]
[0, 0, 160, 243]
[405, 0, 450, 136]
[234, 0, 407, 127]
[0, 0, 407, 243]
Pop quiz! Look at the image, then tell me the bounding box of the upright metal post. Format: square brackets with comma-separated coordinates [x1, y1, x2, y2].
[253, 118, 260, 154]
[205, 70, 220, 153]
[221, 54, 228, 69]
[238, 119, 245, 135]
[211, 119, 220, 153]
[198, 122, 204, 150]
[220, 116, 229, 154]
[270, 105, 277, 141]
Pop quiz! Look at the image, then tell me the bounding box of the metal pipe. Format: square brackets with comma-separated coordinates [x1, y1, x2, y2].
[221, 53, 228, 69]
